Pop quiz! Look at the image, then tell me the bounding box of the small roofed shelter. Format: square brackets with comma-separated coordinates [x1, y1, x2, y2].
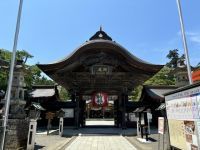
[27, 85, 60, 113]
[140, 85, 177, 125]
[37, 28, 164, 128]
[27, 85, 77, 127]
[28, 85, 59, 126]
[27, 102, 46, 120]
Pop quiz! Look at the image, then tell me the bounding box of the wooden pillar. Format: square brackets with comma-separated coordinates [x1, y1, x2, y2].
[120, 85, 128, 130]
[118, 94, 122, 128]
[114, 98, 119, 127]
[74, 92, 80, 129]
[79, 94, 85, 127]
[121, 93, 127, 129]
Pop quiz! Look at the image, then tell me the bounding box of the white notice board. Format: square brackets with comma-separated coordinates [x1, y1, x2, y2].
[63, 109, 74, 118]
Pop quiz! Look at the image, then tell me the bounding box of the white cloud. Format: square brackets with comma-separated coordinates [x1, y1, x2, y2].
[190, 35, 200, 44]
[177, 31, 200, 44]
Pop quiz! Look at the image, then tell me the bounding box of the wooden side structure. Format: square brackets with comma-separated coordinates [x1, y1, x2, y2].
[140, 85, 177, 125]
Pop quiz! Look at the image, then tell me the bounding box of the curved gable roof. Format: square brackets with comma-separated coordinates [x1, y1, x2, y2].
[37, 39, 163, 73]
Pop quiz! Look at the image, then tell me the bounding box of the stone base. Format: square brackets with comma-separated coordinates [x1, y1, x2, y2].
[0, 100, 29, 149]
[4, 119, 29, 150]
[137, 137, 152, 143]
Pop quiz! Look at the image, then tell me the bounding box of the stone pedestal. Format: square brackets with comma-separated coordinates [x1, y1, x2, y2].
[4, 119, 29, 150]
[2, 100, 29, 150]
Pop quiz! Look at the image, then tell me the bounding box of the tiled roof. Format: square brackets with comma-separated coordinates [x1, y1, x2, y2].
[29, 88, 55, 98]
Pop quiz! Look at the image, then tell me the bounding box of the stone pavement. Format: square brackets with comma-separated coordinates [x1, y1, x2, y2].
[35, 129, 72, 150]
[63, 127, 137, 136]
[34, 120, 164, 150]
[125, 134, 170, 150]
[65, 135, 137, 150]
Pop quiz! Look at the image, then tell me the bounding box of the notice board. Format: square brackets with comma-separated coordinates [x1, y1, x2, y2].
[165, 85, 200, 150]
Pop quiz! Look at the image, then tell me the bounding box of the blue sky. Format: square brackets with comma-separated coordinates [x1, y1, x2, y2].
[0, 0, 200, 66]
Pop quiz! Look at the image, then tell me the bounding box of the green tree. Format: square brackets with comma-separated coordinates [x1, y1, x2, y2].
[145, 66, 175, 85]
[16, 50, 33, 64]
[0, 70, 8, 90]
[0, 49, 54, 90]
[0, 49, 12, 61]
[24, 65, 55, 89]
[130, 49, 181, 101]
[129, 85, 143, 101]
[59, 86, 70, 101]
[130, 66, 175, 101]
[166, 49, 179, 68]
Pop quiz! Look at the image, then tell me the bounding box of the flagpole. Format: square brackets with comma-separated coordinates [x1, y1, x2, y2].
[176, 0, 193, 84]
[1, 0, 24, 149]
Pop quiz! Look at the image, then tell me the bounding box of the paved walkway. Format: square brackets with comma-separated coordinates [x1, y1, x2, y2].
[65, 135, 137, 150]
[35, 129, 71, 150]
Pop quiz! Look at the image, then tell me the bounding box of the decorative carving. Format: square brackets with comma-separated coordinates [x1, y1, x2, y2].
[80, 52, 118, 67]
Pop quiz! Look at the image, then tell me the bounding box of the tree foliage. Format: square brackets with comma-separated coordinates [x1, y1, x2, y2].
[24, 65, 55, 89]
[58, 86, 70, 101]
[130, 66, 176, 101]
[0, 49, 54, 90]
[16, 50, 33, 64]
[129, 85, 143, 101]
[130, 49, 182, 101]
[0, 49, 33, 63]
[145, 66, 175, 85]
[166, 49, 185, 68]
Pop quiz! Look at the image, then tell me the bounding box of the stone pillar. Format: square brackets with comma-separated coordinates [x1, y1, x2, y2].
[27, 119, 37, 150]
[59, 117, 64, 136]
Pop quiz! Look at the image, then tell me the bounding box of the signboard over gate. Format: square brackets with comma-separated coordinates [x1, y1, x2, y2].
[165, 83, 200, 150]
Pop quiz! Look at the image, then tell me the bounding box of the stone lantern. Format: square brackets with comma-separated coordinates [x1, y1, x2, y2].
[170, 59, 193, 87]
[3, 60, 29, 149]
[27, 102, 45, 150]
[57, 109, 65, 137]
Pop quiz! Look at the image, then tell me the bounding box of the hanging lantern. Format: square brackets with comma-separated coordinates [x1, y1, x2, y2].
[92, 92, 108, 107]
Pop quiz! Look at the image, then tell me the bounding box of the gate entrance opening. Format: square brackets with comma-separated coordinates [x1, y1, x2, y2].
[83, 93, 115, 127]
[37, 28, 163, 129]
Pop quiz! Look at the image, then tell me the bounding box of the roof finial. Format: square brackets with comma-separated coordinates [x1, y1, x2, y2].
[100, 25, 103, 31]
